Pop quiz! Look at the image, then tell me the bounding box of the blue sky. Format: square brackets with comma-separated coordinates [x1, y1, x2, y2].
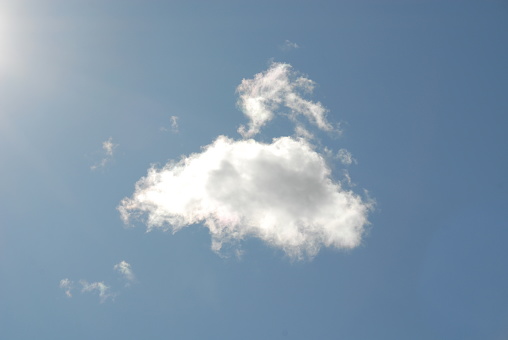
[1, 1, 507, 339]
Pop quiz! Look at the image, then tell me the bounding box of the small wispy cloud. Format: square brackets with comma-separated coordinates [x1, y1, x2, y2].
[341, 170, 355, 187]
[60, 261, 135, 302]
[102, 138, 115, 156]
[237, 62, 333, 138]
[59, 278, 73, 297]
[337, 148, 357, 166]
[80, 280, 113, 303]
[160, 115, 179, 133]
[280, 40, 299, 51]
[91, 137, 118, 170]
[294, 125, 314, 140]
[170, 116, 179, 132]
[114, 260, 135, 284]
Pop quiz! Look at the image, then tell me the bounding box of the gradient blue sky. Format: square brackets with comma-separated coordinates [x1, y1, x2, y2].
[1, 1, 507, 339]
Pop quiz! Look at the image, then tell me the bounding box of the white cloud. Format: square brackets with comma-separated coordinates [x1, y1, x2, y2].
[114, 261, 135, 283]
[119, 62, 373, 260]
[59, 278, 73, 297]
[91, 137, 118, 170]
[80, 280, 113, 303]
[160, 115, 180, 133]
[294, 125, 314, 140]
[102, 137, 115, 156]
[60, 278, 113, 303]
[237, 62, 333, 138]
[60, 261, 133, 302]
[337, 148, 356, 165]
[341, 170, 355, 187]
[170, 115, 179, 132]
[119, 135, 372, 259]
[280, 40, 300, 51]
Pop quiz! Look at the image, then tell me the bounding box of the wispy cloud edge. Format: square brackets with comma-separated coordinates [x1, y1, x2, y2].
[237, 62, 333, 138]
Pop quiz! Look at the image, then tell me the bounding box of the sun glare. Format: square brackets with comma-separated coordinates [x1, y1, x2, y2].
[0, 5, 21, 76]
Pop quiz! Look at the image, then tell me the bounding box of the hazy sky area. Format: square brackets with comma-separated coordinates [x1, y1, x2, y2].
[1, 1, 507, 339]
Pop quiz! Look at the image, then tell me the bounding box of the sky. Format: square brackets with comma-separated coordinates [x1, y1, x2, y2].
[1, 1, 507, 339]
